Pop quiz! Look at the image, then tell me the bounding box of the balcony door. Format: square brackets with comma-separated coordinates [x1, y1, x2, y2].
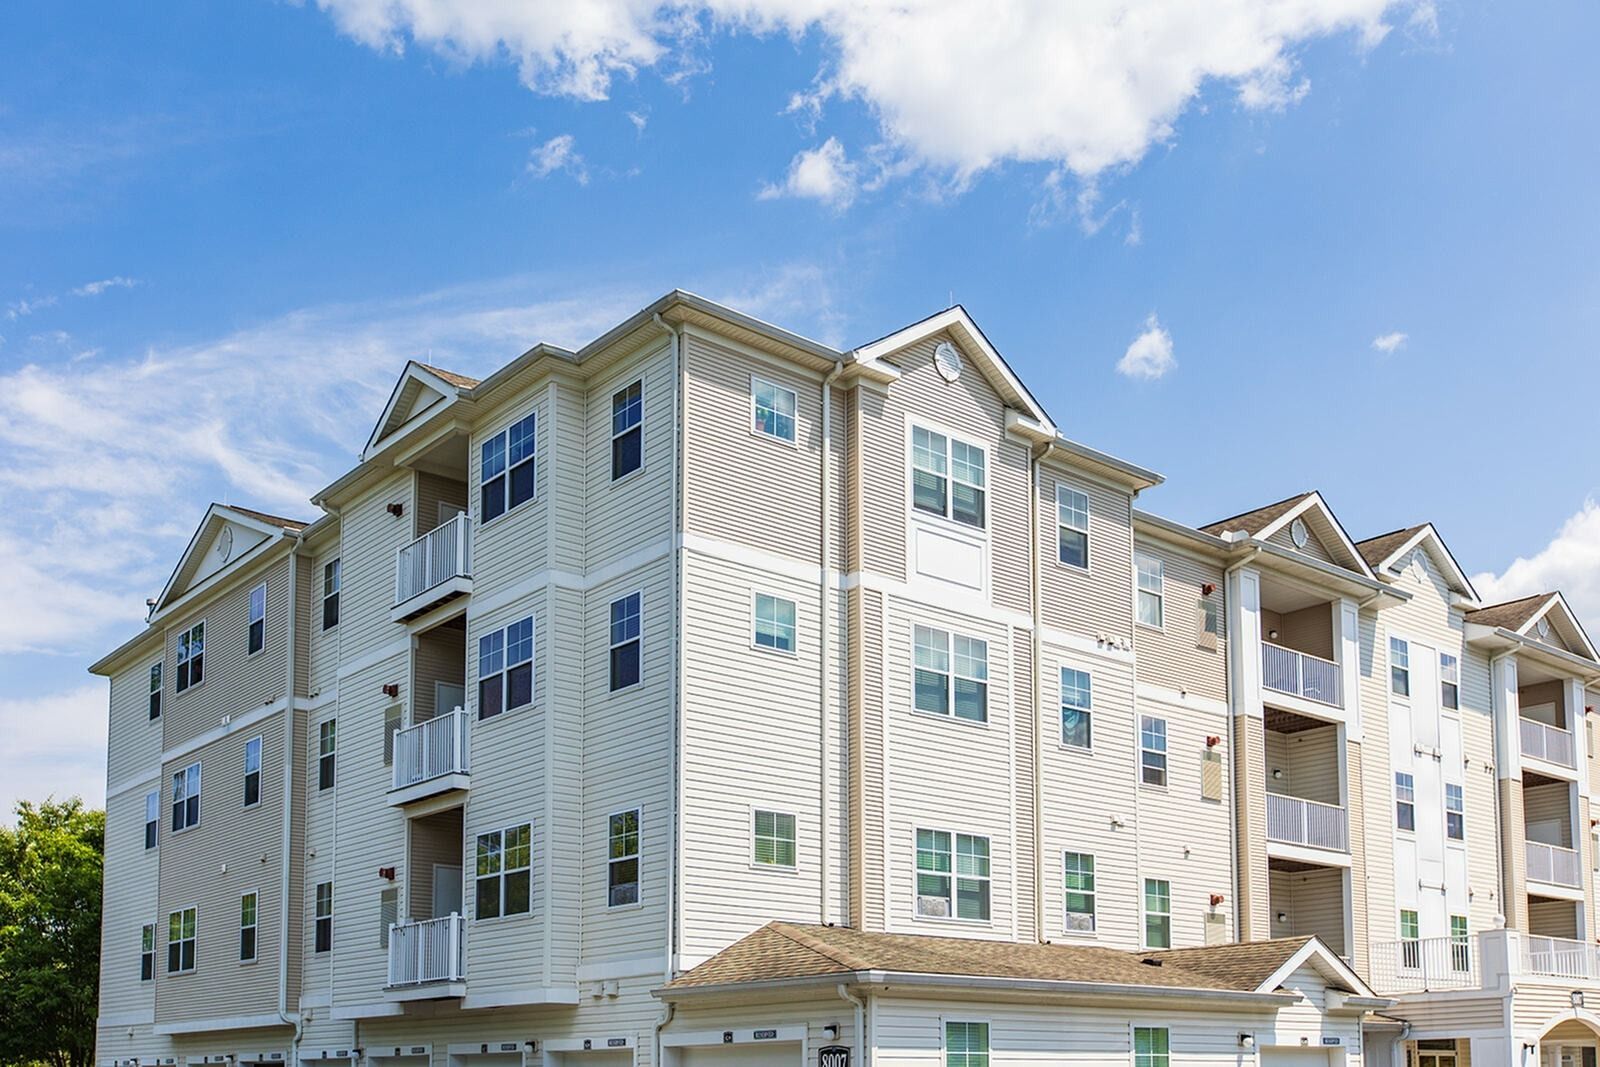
[435, 681, 465, 719]
[432, 864, 462, 919]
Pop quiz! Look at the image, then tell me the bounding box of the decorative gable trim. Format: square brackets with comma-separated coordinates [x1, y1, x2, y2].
[363, 362, 472, 460]
[1521, 592, 1598, 661]
[1255, 937, 1374, 999]
[152, 505, 301, 617]
[1368, 524, 1479, 604]
[1252, 492, 1376, 580]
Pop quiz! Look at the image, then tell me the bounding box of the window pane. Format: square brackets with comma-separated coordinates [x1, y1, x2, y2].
[612, 427, 642, 479]
[610, 641, 641, 690]
[1059, 527, 1087, 568]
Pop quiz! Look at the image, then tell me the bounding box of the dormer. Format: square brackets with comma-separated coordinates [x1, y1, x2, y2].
[364, 361, 480, 461]
[150, 504, 308, 621]
[1356, 522, 1480, 611]
[1201, 491, 1376, 581]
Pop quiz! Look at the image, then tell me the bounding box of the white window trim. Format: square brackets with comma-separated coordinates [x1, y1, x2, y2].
[478, 409, 539, 524]
[314, 881, 333, 953]
[1059, 665, 1093, 752]
[176, 618, 207, 694]
[913, 825, 992, 926]
[317, 719, 336, 791]
[609, 379, 646, 484]
[243, 735, 262, 808]
[905, 417, 991, 535]
[1054, 482, 1091, 572]
[750, 591, 798, 656]
[940, 1016, 993, 1067]
[1389, 634, 1412, 700]
[1129, 1023, 1171, 1067]
[148, 660, 163, 721]
[911, 622, 990, 728]
[1139, 714, 1168, 790]
[1444, 782, 1465, 841]
[1135, 553, 1165, 631]
[608, 590, 644, 692]
[322, 559, 340, 630]
[606, 806, 643, 910]
[247, 582, 267, 657]
[239, 889, 259, 964]
[140, 922, 156, 982]
[477, 615, 536, 719]
[1062, 849, 1096, 937]
[167, 904, 197, 975]
[749, 806, 799, 872]
[1140, 876, 1172, 949]
[473, 821, 534, 922]
[750, 374, 800, 446]
[1395, 771, 1416, 834]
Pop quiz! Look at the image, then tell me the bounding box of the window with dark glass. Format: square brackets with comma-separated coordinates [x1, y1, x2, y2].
[611, 381, 643, 480]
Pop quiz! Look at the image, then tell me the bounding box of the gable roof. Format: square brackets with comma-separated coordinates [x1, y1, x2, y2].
[151, 503, 308, 617]
[663, 923, 1375, 1004]
[416, 362, 480, 389]
[1467, 591, 1599, 661]
[1356, 523, 1479, 603]
[1355, 525, 1426, 569]
[1466, 592, 1553, 631]
[1200, 491, 1375, 580]
[1200, 492, 1314, 538]
[363, 360, 477, 459]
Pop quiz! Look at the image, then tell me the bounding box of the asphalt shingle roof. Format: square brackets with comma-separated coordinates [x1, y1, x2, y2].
[1465, 593, 1555, 632]
[1199, 492, 1313, 538]
[1354, 525, 1427, 570]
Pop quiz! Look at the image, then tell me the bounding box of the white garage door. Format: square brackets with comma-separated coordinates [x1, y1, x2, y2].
[1260, 1050, 1334, 1067]
[677, 1043, 801, 1067]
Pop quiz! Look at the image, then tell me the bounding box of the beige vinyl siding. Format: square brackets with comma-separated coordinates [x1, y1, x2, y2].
[1523, 782, 1572, 844]
[163, 556, 291, 750]
[851, 586, 887, 931]
[299, 704, 335, 1001]
[98, 781, 160, 1025]
[1263, 603, 1334, 661]
[1234, 713, 1270, 941]
[854, 385, 902, 580]
[584, 344, 675, 570]
[284, 706, 306, 1007]
[1528, 896, 1579, 937]
[1266, 518, 1336, 564]
[1038, 466, 1135, 643]
[1356, 608, 1401, 954]
[1268, 867, 1346, 953]
[408, 809, 464, 923]
[544, 583, 584, 981]
[467, 389, 550, 593]
[412, 470, 468, 538]
[306, 545, 342, 698]
[107, 656, 162, 790]
[682, 331, 823, 562]
[1265, 725, 1341, 804]
[411, 624, 466, 723]
[1131, 537, 1226, 702]
[294, 557, 313, 697]
[328, 469, 413, 663]
[1010, 626, 1036, 944]
[154, 716, 287, 1027]
[1345, 740, 1369, 968]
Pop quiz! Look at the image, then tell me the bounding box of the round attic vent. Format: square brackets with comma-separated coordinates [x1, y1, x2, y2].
[1538, 617, 1551, 638]
[1290, 517, 1309, 549]
[217, 526, 234, 562]
[933, 341, 962, 383]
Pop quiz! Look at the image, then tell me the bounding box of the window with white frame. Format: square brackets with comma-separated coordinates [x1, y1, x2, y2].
[314, 882, 332, 953]
[944, 1021, 989, 1067]
[1056, 484, 1089, 568]
[752, 809, 796, 868]
[167, 907, 195, 974]
[247, 582, 266, 655]
[752, 377, 797, 443]
[478, 616, 534, 719]
[1395, 772, 1415, 831]
[475, 823, 531, 919]
[1063, 851, 1095, 932]
[144, 790, 158, 850]
[1140, 715, 1168, 787]
[913, 625, 987, 723]
[753, 593, 797, 653]
[140, 923, 155, 981]
[1136, 553, 1164, 628]
[1133, 1027, 1169, 1067]
[1060, 667, 1092, 748]
[611, 381, 643, 480]
[244, 736, 262, 807]
[608, 808, 640, 906]
[1400, 909, 1420, 968]
[609, 593, 642, 690]
[481, 411, 536, 523]
[1445, 782, 1465, 840]
[1450, 914, 1470, 971]
[322, 559, 340, 630]
[1143, 878, 1171, 948]
[318, 720, 336, 791]
[176, 621, 205, 692]
[171, 762, 200, 831]
[239, 891, 258, 962]
[148, 662, 162, 720]
[1198, 594, 1220, 650]
[915, 829, 990, 921]
[1390, 636, 1411, 696]
[1440, 652, 1460, 709]
[911, 425, 985, 528]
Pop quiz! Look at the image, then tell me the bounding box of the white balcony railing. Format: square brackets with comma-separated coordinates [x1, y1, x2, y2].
[1368, 935, 1478, 993]
[1261, 642, 1342, 707]
[395, 513, 472, 608]
[1266, 792, 1349, 852]
[1526, 841, 1582, 888]
[387, 914, 465, 987]
[391, 709, 471, 792]
[1520, 717, 1576, 768]
[1523, 935, 1600, 980]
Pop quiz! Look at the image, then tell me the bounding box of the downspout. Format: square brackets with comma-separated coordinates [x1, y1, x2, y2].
[835, 983, 866, 1066]
[1490, 651, 1513, 926]
[819, 361, 844, 926]
[1028, 442, 1048, 941]
[1221, 545, 1261, 941]
[652, 312, 683, 1067]
[280, 536, 304, 1065]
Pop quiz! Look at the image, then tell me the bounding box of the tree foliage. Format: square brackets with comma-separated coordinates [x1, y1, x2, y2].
[0, 798, 104, 1067]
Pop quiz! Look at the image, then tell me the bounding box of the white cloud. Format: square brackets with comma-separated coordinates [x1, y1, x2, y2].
[527, 133, 589, 183]
[1472, 499, 1600, 634]
[627, 110, 649, 134]
[0, 683, 108, 824]
[759, 137, 857, 208]
[5, 294, 57, 320]
[1116, 314, 1176, 380]
[313, 0, 1421, 191]
[1372, 330, 1408, 353]
[73, 275, 138, 297]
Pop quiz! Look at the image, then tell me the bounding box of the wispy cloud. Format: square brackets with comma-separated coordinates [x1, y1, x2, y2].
[759, 138, 858, 210]
[526, 133, 589, 183]
[73, 276, 138, 297]
[1372, 330, 1408, 353]
[1116, 314, 1176, 380]
[5, 294, 58, 321]
[0, 682, 108, 824]
[1473, 499, 1600, 634]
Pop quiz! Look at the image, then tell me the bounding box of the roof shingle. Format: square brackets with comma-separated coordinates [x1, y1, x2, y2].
[416, 362, 480, 389]
[1354, 525, 1426, 570]
[225, 504, 310, 531]
[1465, 593, 1555, 632]
[1199, 492, 1313, 537]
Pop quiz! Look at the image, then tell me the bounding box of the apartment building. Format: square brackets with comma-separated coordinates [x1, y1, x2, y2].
[89, 291, 1600, 1067]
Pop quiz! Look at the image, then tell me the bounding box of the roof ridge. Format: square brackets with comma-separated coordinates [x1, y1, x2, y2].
[767, 923, 871, 972]
[1199, 490, 1313, 533]
[1471, 591, 1555, 611]
[1355, 523, 1426, 547]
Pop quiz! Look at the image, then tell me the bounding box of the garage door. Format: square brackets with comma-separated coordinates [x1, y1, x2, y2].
[1259, 1051, 1334, 1067]
[677, 1044, 801, 1067]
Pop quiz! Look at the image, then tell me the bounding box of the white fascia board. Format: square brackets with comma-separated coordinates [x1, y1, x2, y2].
[1254, 492, 1376, 581]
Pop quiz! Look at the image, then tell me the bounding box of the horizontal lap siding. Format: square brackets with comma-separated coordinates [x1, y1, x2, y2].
[585, 346, 674, 570]
[546, 585, 584, 979]
[858, 589, 886, 931]
[1131, 537, 1226, 701]
[1270, 867, 1347, 953]
[100, 783, 159, 1024]
[108, 659, 162, 791]
[1011, 627, 1036, 943]
[469, 388, 550, 597]
[1267, 520, 1337, 565]
[411, 625, 465, 724]
[1038, 467, 1134, 643]
[1358, 609, 1400, 952]
[856, 385, 902, 579]
[307, 545, 341, 698]
[412, 471, 467, 538]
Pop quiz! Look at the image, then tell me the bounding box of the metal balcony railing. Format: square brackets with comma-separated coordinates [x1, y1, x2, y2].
[1520, 717, 1575, 768]
[391, 709, 470, 792]
[1261, 642, 1342, 707]
[1266, 792, 1348, 852]
[395, 513, 472, 609]
[387, 913, 465, 987]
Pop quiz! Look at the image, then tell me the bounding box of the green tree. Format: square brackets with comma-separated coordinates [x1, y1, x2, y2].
[0, 798, 104, 1067]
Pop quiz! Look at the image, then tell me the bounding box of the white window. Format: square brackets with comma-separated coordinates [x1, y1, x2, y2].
[167, 907, 196, 974]
[1140, 715, 1168, 786]
[176, 621, 205, 692]
[318, 720, 336, 791]
[144, 790, 158, 850]
[752, 809, 797, 868]
[1143, 878, 1171, 948]
[1056, 485, 1089, 568]
[1060, 668, 1092, 748]
[1400, 909, 1420, 968]
[1450, 915, 1470, 972]
[609, 593, 642, 690]
[913, 625, 988, 723]
[1136, 553, 1164, 628]
[915, 829, 989, 921]
[239, 891, 258, 963]
[171, 762, 200, 831]
[911, 425, 985, 528]
[1445, 783, 1465, 840]
[611, 381, 643, 480]
[1063, 851, 1095, 932]
[322, 559, 340, 630]
[1133, 1027, 1169, 1067]
[481, 411, 537, 523]
[753, 593, 797, 653]
[140, 923, 155, 982]
[243, 736, 262, 807]
[752, 377, 797, 443]
[944, 1021, 989, 1067]
[1440, 652, 1459, 709]
[475, 823, 531, 919]
[247, 582, 266, 655]
[478, 616, 534, 719]
[608, 808, 640, 906]
[1395, 772, 1415, 831]
[148, 662, 162, 720]
[1390, 636, 1411, 696]
[314, 882, 332, 953]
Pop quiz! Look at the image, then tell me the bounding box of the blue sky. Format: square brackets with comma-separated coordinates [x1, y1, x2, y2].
[4, 0, 1599, 817]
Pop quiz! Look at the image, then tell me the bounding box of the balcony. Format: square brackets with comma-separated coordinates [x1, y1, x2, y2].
[1520, 717, 1575, 769]
[388, 710, 470, 808]
[1266, 792, 1349, 853]
[1526, 841, 1582, 889]
[1261, 642, 1342, 708]
[1523, 935, 1600, 980]
[393, 513, 472, 622]
[387, 914, 465, 999]
[1369, 935, 1478, 993]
